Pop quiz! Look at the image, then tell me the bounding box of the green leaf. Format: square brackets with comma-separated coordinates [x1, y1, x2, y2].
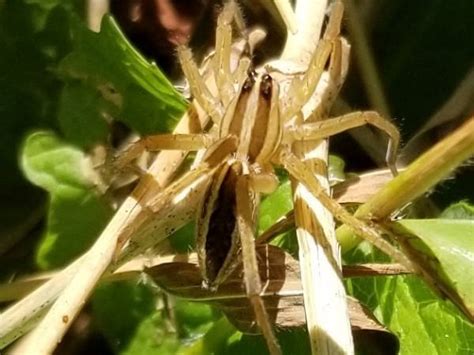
[259, 181, 293, 233]
[397, 218, 474, 314]
[174, 300, 218, 340]
[21, 131, 112, 268]
[92, 280, 162, 353]
[225, 328, 310, 355]
[93, 278, 219, 355]
[258, 181, 298, 255]
[439, 201, 474, 220]
[58, 15, 187, 136]
[180, 317, 237, 355]
[58, 81, 115, 148]
[123, 312, 180, 355]
[0, 3, 72, 189]
[345, 243, 474, 355]
[348, 274, 474, 355]
[22, 131, 97, 195]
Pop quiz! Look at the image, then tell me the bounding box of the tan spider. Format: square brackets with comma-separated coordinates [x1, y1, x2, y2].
[0, 2, 417, 354]
[113, 1, 410, 353]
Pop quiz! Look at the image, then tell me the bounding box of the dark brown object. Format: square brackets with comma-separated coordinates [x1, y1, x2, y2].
[111, 0, 212, 75]
[146, 244, 399, 354]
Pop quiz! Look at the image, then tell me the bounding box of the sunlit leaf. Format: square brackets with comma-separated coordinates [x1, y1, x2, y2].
[397, 218, 474, 317]
[58, 15, 187, 136]
[345, 241, 474, 354]
[21, 131, 112, 268]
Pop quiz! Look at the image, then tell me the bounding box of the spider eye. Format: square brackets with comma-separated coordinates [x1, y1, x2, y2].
[260, 74, 273, 99]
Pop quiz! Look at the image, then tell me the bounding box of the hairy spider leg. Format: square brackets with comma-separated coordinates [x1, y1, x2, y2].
[214, 2, 236, 105]
[286, 111, 400, 175]
[312, 37, 349, 119]
[178, 45, 223, 124]
[282, 1, 399, 175]
[236, 174, 282, 355]
[114, 133, 215, 170]
[281, 1, 344, 122]
[213, 0, 250, 106]
[275, 148, 414, 271]
[146, 135, 239, 213]
[178, 1, 251, 123]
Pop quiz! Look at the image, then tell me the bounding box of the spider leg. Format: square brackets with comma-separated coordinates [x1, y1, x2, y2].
[147, 135, 239, 213]
[235, 174, 282, 355]
[177, 45, 223, 124]
[286, 111, 400, 175]
[312, 36, 351, 119]
[276, 148, 414, 271]
[213, 1, 237, 106]
[282, 1, 344, 122]
[113, 133, 214, 171]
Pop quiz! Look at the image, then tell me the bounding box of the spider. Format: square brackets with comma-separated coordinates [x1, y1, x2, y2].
[0, 1, 413, 354]
[112, 1, 410, 353]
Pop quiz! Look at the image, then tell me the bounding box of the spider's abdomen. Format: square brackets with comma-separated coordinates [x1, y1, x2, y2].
[196, 161, 247, 288]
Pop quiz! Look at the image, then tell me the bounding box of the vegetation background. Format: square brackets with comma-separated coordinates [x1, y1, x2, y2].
[0, 0, 473, 354]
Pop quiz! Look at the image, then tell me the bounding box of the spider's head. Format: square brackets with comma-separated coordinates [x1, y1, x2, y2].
[219, 69, 282, 163]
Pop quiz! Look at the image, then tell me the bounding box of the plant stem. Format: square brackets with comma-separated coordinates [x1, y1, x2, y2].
[281, 1, 354, 354]
[338, 116, 474, 251]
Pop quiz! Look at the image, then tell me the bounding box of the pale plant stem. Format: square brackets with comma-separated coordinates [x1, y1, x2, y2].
[6, 109, 208, 354]
[281, 1, 353, 354]
[281, 0, 327, 65]
[338, 116, 474, 251]
[273, 0, 298, 34]
[10, 199, 145, 355]
[0, 256, 85, 349]
[86, 0, 109, 32]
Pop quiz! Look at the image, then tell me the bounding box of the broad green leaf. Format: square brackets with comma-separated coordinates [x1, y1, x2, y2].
[397, 218, 474, 315]
[174, 300, 217, 339]
[58, 15, 187, 136]
[180, 317, 237, 355]
[345, 243, 474, 355]
[21, 131, 112, 268]
[347, 274, 474, 355]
